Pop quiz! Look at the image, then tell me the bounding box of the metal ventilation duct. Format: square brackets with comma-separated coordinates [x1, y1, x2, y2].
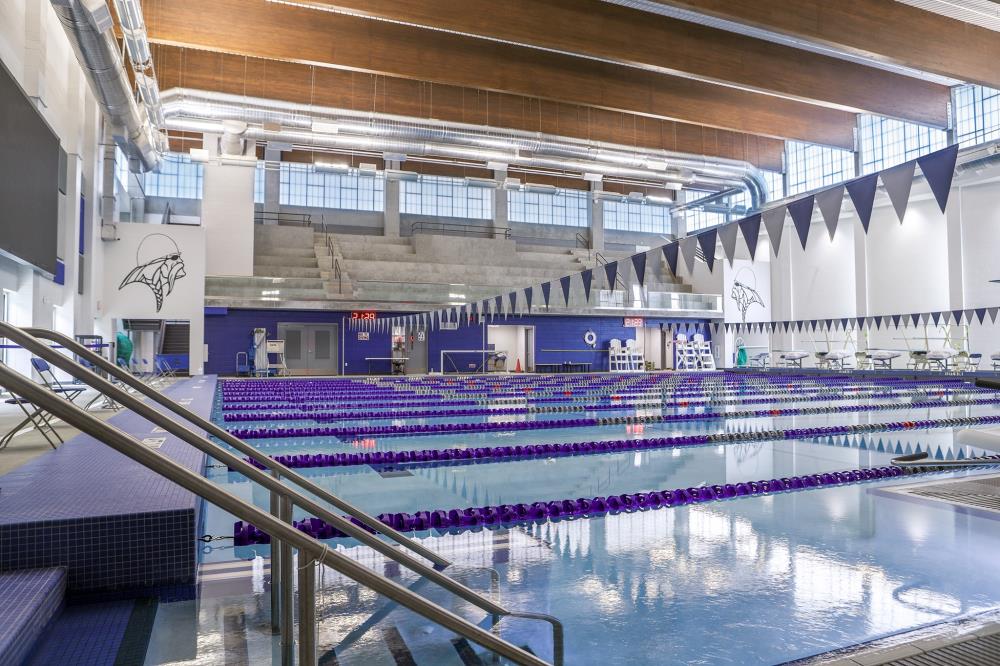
[50, 0, 163, 171]
[161, 88, 768, 208]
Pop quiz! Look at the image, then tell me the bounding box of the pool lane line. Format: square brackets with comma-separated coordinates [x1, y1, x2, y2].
[233, 458, 991, 546]
[237, 410, 1000, 472]
[228, 395, 1000, 440]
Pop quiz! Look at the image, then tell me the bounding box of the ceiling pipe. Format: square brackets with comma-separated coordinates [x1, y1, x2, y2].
[161, 88, 768, 208]
[50, 0, 163, 171]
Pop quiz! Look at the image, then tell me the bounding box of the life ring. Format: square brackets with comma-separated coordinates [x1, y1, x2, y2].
[583, 330, 597, 347]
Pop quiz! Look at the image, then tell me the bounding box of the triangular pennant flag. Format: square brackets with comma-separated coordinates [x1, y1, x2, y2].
[976, 308, 987, 324]
[494, 295, 503, 316]
[540, 282, 551, 308]
[965, 308, 975, 324]
[631, 252, 648, 286]
[952, 309, 964, 325]
[662, 242, 680, 276]
[930, 311, 941, 326]
[737, 214, 762, 261]
[697, 228, 718, 272]
[990, 307, 1000, 323]
[762, 206, 787, 256]
[581, 269, 594, 302]
[680, 236, 698, 276]
[873, 316, 883, 330]
[559, 275, 572, 306]
[891, 314, 902, 328]
[809, 319, 817, 331]
[524, 287, 533, 312]
[856, 317, 866, 330]
[917, 144, 959, 213]
[604, 261, 618, 289]
[910, 313, 921, 327]
[815, 185, 844, 241]
[508, 291, 518, 316]
[846, 174, 879, 233]
[787, 195, 815, 250]
[840, 318, 849, 330]
[718, 222, 740, 267]
[881, 160, 917, 223]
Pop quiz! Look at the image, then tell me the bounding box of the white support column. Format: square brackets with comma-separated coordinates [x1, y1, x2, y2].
[22, 0, 47, 103]
[384, 160, 401, 237]
[589, 181, 605, 252]
[493, 168, 508, 238]
[945, 187, 965, 311]
[263, 146, 282, 219]
[202, 135, 256, 276]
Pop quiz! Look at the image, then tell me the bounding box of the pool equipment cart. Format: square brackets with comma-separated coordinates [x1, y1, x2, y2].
[0, 322, 563, 666]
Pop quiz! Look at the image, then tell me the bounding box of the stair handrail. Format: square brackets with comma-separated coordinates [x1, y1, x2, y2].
[0, 361, 551, 666]
[594, 252, 629, 292]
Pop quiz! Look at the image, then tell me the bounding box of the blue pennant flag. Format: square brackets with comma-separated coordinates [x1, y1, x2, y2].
[581, 269, 594, 302]
[846, 174, 879, 233]
[787, 195, 815, 249]
[604, 261, 618, 288]
[540, 281, 551, 308]
[559, 275, 572, 306]
[917, 144, 959, 213]
[662, 242, 680, 276]
[508, 291, 518, 315]
[524, 287, 533, 312]
[631, 252, 647, 286]
[738, 214, 762, 260]
[697, 228, 718, 272]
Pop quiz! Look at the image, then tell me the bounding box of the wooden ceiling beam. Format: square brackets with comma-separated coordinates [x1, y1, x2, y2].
[646, 0, 1000, 89]
[153, 45, 787, 171]
[142, 0, 857, 148]
[303, 0, 949, 127]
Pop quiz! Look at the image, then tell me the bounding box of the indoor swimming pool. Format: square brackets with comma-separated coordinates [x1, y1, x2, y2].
[181, 372, 1000, 665]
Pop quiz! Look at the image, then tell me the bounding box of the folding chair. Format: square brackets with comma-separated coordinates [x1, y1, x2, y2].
[30, 358, 86, 403]
[1, 392, 63, 449]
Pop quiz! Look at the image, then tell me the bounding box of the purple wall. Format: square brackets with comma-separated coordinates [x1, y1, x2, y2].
[203, 307, 709, 375]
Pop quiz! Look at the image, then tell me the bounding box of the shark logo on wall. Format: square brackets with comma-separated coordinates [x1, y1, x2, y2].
[118, 233, 187, 312]
[731, 267, 765, 323]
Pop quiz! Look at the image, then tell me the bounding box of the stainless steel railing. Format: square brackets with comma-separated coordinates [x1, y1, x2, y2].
[0, 362, 549, 666]
[3, 324, 564, 665]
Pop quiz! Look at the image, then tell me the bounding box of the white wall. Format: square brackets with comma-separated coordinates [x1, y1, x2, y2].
[202, 163, 255, 277]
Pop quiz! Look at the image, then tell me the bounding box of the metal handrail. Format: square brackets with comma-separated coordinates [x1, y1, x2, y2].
[13, 325, 564, 663]
[255, 211, 313, 227]
[411, 219, 512, 239]
[595, 252, 628, 292]
[0, 361, 549, 666]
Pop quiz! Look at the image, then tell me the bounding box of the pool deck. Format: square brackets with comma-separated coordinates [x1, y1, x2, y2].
[0, 376, 216, 598]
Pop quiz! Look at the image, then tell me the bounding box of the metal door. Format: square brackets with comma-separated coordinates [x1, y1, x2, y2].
[278, 323, 339, 375]
[405, 328, 429, 374]
[524, 326, 535, 371]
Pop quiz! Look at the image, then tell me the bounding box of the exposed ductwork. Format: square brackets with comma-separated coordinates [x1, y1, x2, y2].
[50, 0, 164, 172]
[160, 89, 768, 209]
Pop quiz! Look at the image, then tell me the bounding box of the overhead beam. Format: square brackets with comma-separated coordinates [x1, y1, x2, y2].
[302, 0, 949, 127]
[647, 0, 1000, 89]
[153, 45, 787, 170]
[142, 0, 857, 148]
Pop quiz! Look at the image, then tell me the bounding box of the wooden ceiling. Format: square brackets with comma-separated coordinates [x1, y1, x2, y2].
[141, 0, 970, 170]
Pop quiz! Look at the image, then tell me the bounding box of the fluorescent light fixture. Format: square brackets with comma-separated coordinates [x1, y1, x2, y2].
[463, 177, 499, 188]
[502, 177, 522, 191]
[357, 162, 379, 177]
[645, 195, 674, 205]
[593, 190, 626, 202]
[448, 293, 466, 299]
[661, 181, 684, 191]
[188, 148, 209, 163]
[311, 119, 340, 134]
[627, 191, 645, 202]
[524, 183, 557, 194]
[220, 155, 256, 167]
[314, 161, 350, 173]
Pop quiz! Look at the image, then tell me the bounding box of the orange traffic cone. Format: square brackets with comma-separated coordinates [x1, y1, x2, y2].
[514, 358, 523, 373]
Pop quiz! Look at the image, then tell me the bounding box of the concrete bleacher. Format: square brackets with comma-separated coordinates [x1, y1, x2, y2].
[206, 224, 694, 310]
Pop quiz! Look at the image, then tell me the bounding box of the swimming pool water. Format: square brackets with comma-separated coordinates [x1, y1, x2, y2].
[197, 372, 1000, 665]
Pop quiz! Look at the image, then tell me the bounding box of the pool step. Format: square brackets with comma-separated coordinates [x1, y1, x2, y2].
[0, 567, 66, 666]
[25, 598, 158, 666]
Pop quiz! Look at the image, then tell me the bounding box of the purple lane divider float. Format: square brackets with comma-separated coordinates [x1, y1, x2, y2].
[234, 459, 997, 546]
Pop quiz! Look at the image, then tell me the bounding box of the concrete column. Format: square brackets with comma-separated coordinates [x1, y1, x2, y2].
[384, 160, 401, 237]
[23, 0, 47, 103]
[945, 183, 965, 310]
[493, 169, 508, 239]
[202, 142, 256, 276]
[263, 147, 282, 219]
[589, 182, 605, 252]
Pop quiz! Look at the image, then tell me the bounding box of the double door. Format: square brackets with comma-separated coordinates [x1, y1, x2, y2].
[277, 323, 339, 375]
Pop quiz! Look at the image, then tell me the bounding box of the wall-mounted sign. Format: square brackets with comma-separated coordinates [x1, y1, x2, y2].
[623, 317, 645, 328]
[358, 331, 370, 341]
[416, 330, 426, 342]
[352, 311, 377, 321]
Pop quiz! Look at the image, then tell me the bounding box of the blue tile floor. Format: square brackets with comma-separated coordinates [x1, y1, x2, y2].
[27, 600, 137, 666]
